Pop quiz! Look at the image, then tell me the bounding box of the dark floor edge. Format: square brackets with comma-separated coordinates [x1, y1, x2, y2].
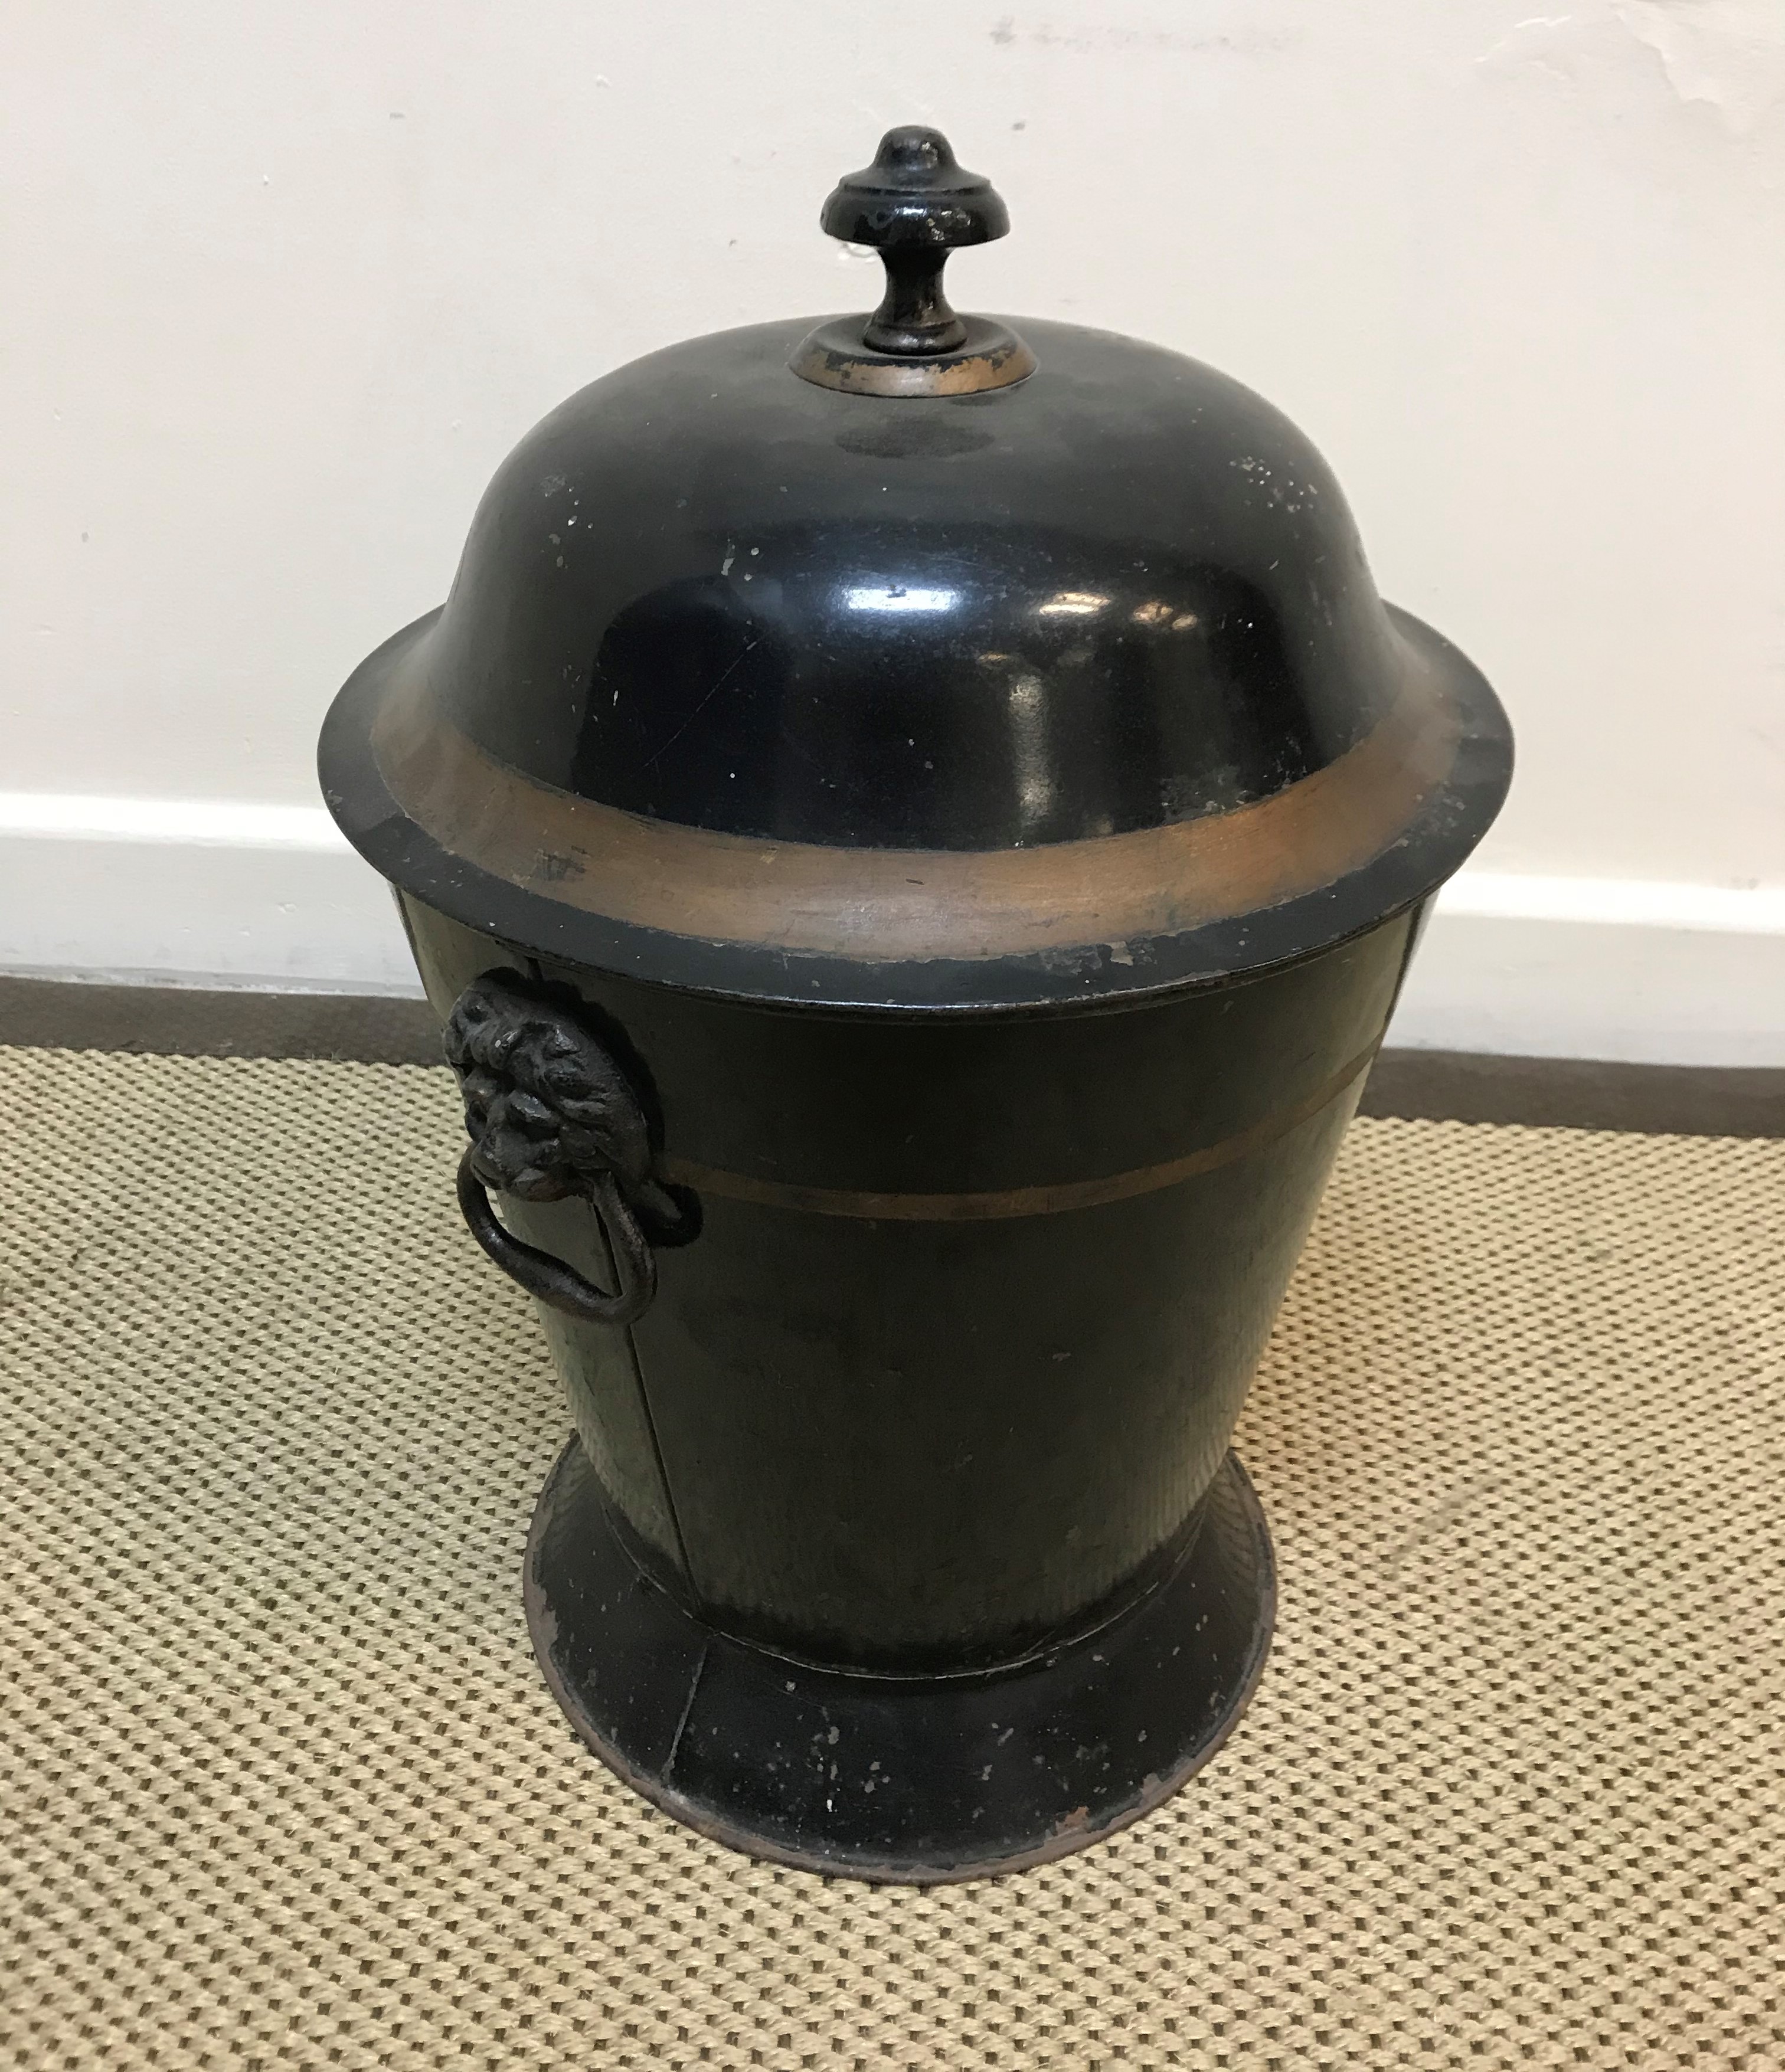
[3, 973, 1782, 1137]
[0, 973, 443, 1068]
[1358, 1046, 1784, 1139]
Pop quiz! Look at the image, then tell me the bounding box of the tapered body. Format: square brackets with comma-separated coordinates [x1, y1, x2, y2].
[404, 896, 1418, 1672]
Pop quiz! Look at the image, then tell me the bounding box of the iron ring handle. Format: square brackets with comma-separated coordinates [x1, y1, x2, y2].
[455, 1147, 658, 1327]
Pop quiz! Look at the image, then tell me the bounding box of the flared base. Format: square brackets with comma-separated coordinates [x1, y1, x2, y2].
[524, 1438, 1276, 1884]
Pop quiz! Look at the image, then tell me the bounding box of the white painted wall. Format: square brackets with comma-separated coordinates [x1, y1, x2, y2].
[5, 2, 1784, 1058]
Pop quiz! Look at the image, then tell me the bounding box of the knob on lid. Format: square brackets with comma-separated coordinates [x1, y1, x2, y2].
[792, 127, 1035, 393]
[820, 124, 1009, 248]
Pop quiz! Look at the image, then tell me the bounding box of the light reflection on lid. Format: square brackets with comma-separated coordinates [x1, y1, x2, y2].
[844, 585, 959, 613]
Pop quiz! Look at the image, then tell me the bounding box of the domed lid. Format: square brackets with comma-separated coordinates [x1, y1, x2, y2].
[321, 127, 1511, 1012]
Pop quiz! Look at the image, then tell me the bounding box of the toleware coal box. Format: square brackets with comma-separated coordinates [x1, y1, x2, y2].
[319, 126, 1512, 1881]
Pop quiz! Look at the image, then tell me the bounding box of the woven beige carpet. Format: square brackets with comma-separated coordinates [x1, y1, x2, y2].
[2, 1047, 1782, 2070]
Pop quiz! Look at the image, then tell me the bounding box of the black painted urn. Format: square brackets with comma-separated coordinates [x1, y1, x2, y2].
[319, 127, 1512, 1881]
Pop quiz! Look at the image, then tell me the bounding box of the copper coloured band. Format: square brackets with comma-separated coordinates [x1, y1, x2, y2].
[370, 647, 1460, 966]
[656, 1040, 1378, 1223]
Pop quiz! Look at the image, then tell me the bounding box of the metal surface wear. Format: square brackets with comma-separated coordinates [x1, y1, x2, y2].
[526, 1435, 1275, 1883]
[367, 617, 1459, 963]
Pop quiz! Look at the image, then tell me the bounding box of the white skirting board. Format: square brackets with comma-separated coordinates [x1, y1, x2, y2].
[0, 797, 423, 1000]
[2, 797, 1782, 1066]
[1394, 879, 1785, 1069]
